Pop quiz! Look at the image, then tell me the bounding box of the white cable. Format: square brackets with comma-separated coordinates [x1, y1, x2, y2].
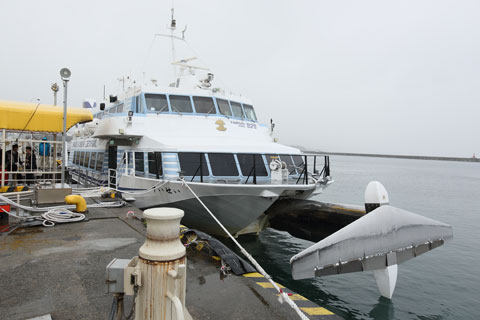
[41, 208, 85, 227]
[1, 206, 85, 227]
[179, 179, 309, 320]
[0, 193, 124, 213]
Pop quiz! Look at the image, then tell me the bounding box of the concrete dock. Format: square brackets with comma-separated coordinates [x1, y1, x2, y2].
[0, 204, 342, 319]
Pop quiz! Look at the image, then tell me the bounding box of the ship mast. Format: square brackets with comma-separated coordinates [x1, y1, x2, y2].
[169, 8, 177, 78]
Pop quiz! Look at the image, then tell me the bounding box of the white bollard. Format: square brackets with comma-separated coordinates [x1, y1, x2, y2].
[135, 208, 191, 320]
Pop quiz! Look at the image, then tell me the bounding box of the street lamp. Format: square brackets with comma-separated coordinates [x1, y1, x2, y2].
[51, 82, 59, 106]
[60, 68, 71, 187]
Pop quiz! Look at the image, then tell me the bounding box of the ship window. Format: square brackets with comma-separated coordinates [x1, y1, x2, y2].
[209, 153, 239, 176]
[75, 151, 80, 165]
[292, 155, 305, 173]
[216, 99, 232, 117]
[85, 152, 90, 168]
[169, 95, 193, 113]
[96, 153, 104, 171]
[145, 94, 169, 112]
[135, 95, 143, 113]
[135, 152, 144, 172]
[243, 104, 257, 121]
[237, 154, 267, 176]
[148, 152, 163, 177]
[230, 102, 244, 118]
[193, 96, 216, 114]
[116, 103, 124, 113]
[89, 153, 96, 169]
[79, 152, 85, 166]
[279, 155, 296, 175]
[178, 153, 208, 176]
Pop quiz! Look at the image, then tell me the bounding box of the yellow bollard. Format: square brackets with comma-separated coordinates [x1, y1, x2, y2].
[64, 195, 87, 213]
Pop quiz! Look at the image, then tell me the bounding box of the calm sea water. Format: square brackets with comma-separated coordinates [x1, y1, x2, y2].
[236, 156, 480, 320]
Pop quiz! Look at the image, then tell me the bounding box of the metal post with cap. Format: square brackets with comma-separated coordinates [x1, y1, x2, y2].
[51, 82, 59, 106]
[60, 68, 71, 188]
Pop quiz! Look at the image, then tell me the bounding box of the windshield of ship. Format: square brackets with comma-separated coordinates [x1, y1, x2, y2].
[209, 153, 239, 176]
[292, 155, 305, 173]
[170, 95, 193, 113]
[230, 102, 244, 118]
[243, 104, 257, 121]
[237, 154, 267, 176]
[178, 153, 209, 176]
[279, 155, 296, 175]
[145, 94, 169, 112]
[216, 99, 232, 117]
[193, 96, 216, 114]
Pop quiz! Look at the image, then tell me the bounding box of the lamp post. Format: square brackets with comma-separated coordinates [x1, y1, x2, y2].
[60, 68, 71, 187]
[51, 82, 59, 106]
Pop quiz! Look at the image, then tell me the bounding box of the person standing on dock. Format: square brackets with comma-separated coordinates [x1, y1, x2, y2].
[24, 146, 37, 185]
[6, 144, 22, 182]
[39, 137, 51, 170]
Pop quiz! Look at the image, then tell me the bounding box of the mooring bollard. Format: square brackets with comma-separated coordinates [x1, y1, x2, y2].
[135, 207, 191, 320]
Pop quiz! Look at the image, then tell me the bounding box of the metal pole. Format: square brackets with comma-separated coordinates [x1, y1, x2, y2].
[61, 80, 68, 187]
[304, 155, 308, 185]
[59, 68, 71, 188]
[1, 129, 5, 187]
[253, 154, 256, 185]
[199, 153, 203, 183]
[51, 83, 59, 106]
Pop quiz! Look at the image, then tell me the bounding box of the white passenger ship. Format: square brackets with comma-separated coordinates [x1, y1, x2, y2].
[68, 13, 332, 236]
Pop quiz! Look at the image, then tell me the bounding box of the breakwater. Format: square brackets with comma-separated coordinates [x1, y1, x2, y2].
[321, 152, 480, 163]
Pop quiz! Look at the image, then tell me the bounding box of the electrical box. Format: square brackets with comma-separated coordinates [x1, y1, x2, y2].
[105, 258, 131, 293]
[124, 256, 140, 295]
[35, 187, 72, 204]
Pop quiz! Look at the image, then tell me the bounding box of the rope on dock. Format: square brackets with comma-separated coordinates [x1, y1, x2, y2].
[0, 206, 85, 227]
[179, 178, 310, 320]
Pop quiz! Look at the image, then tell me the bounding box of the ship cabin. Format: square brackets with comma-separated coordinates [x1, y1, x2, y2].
[69, 88, 330, 187]
[92, 89, 258, 122]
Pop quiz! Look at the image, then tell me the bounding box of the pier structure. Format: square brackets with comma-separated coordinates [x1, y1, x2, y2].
[0, 204, 342, 320]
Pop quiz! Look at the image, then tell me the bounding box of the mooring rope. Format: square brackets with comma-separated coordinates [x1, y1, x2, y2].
[179, 178, 309, 320]
[0, 206, 85, 227]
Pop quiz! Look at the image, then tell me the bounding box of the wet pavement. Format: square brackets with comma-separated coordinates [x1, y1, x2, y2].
[0, 204, 341, 319]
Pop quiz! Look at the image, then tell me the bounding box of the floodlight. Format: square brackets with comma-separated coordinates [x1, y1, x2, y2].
[60, 68, 71, 80]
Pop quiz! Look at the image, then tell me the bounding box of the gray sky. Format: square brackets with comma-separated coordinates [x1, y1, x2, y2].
[1, 0, 479, 157]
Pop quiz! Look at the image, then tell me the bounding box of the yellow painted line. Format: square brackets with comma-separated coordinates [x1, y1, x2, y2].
[256, 282, 285, 289]
[277, 294, 308, 301]
[301, 307, 334, 316]
[243, 272, 264, 278]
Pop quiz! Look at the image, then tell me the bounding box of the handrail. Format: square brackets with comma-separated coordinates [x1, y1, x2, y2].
[189, 154, 204, 183]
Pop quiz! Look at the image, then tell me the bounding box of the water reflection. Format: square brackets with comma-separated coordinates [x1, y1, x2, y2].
[369, 297, 394, 320]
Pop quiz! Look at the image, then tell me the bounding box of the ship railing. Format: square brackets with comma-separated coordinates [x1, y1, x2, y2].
[108, 168, 119, 190]
[295, 154, 331, 185]
[190, 153, 205, 183]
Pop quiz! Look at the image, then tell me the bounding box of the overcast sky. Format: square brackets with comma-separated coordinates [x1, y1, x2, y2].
[1, 0, 479, 157]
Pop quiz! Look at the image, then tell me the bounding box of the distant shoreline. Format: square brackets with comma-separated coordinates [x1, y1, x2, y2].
[322, 152, 480, 163]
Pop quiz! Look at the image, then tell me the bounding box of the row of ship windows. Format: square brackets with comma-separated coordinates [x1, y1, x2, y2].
[132, 152, 305, 177]
[71, 151, 305, 177]
[94, 94, 257, 121]
[72, 151, 105, 171]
